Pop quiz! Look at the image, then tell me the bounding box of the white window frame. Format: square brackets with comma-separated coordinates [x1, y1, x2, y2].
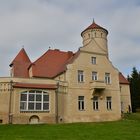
[91, 57, 96, 64]
[93, 96, 99, 110]
[78, 70, 84, 82]
[92, 71, 98, 81]
[20, 90, 49, 112]
[106, 96, 112, 110]
[78, 96, 85, 111]
[105, 73, 111, 84]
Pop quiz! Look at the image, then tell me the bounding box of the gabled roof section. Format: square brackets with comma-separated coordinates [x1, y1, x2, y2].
[9, 48, 31, 78]
[10, 48, 31, 67]
[119, 72, 129, 85]
[31, 49, 74, 78]
[81, 21, 108, 36]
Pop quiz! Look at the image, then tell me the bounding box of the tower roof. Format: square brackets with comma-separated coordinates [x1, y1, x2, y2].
[9, 48, 31, 78]
[10, 48, 31, 66]
[81, 20, 108, 36]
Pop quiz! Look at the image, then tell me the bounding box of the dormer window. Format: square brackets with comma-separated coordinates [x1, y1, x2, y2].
[91, 57, 96, 64]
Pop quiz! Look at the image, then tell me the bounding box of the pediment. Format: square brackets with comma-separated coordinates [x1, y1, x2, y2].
[80, 39, 108, 55]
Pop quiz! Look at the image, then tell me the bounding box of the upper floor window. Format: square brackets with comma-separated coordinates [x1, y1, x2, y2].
[106, 96, 112, 110]
[101, 33, 103, 37]
[93, 96, 99, 110]
[20, 90, 49, 112]
[91, 57, 96, 64]
[95, 32, 96, 37]
[92, 71, 98, 81]
[78, 96, 85, 111]
[78, 70, 84, 82]
[105, 73, 111, 84]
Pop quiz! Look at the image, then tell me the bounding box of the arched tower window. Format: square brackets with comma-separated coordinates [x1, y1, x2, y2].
[101, 33, 103, 38]
[94, 32, 96, 37]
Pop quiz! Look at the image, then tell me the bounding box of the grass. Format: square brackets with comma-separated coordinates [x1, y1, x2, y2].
[0, 113, 140, 140]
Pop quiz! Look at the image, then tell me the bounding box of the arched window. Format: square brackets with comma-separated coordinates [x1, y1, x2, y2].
[95, 32, 96, 37]
[101, 33, 103, 37]
[20, 90, 49, 111]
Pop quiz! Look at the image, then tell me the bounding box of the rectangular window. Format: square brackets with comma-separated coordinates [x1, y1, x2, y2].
[93, 96, 99, 110]
[20, 94, 27, 110]
[0, 84, 2, 92]
[43, 94, 49, 110]
[78, 96, 84, 111]
[105, 73, 111, 84]
[91, 57, 96, 64]
[20, 91, 49, 111]
[106, 96, 112, 110]
[0, 119, 3, 124]
[20, 102, 27, 110]
[28, 102, 34, 110]
[78, 70, 84, 82]
[92, 71, 98, 81]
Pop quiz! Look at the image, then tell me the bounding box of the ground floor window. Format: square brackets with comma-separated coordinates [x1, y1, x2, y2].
[93, 96, 99, 110]
[78, 96, 84, 111]
[121, 101, 124, 113]
[0, 119, 3, 124]
[20, 90, 49, 111]
[106, 96, 112, 110]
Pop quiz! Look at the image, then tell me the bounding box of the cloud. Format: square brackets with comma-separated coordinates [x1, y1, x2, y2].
[0, 0, 140, 77]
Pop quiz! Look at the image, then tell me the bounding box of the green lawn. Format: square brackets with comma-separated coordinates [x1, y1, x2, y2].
[0, 113, 140, 140]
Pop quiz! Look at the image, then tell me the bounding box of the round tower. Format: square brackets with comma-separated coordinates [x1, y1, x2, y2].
[81, 20, 109, 56]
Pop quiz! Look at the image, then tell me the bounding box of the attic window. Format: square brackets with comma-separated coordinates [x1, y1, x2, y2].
[91, 57, 96, 64]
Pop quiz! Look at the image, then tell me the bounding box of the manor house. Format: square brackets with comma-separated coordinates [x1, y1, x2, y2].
[0, 21, 131, 124]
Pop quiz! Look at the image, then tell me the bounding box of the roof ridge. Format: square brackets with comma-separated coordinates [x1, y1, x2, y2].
[32, 49, 74, 65]
[30, 49, 75, 78]
[32, 50, 49, 65]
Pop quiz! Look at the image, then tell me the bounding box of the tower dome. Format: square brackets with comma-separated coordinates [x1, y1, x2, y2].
[81, 20, 108, 36]
[81, 20, 109, 57]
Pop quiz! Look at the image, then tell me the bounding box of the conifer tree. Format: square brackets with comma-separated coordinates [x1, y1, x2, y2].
[128, 67, 140, 112]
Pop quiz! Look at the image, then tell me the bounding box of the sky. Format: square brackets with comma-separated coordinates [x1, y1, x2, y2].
[0, 0, 140, 77]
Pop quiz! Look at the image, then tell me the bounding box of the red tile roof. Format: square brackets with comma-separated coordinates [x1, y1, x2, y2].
[9, 48, 31, 78]
[81, 21, 108, 36]
[13, 83, 57, 89]
[119, 73, 129, 84]
[30, 49, 75, 78]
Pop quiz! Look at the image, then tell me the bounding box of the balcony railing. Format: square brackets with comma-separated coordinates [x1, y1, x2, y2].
[90, 80, 106, 90]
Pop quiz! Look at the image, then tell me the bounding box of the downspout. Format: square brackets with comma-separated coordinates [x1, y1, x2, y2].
[55, 82, 59, 123]
[9, 80, 13, 124]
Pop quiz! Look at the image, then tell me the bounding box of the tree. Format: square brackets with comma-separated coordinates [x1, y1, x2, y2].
[128, 67, 140, 112]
